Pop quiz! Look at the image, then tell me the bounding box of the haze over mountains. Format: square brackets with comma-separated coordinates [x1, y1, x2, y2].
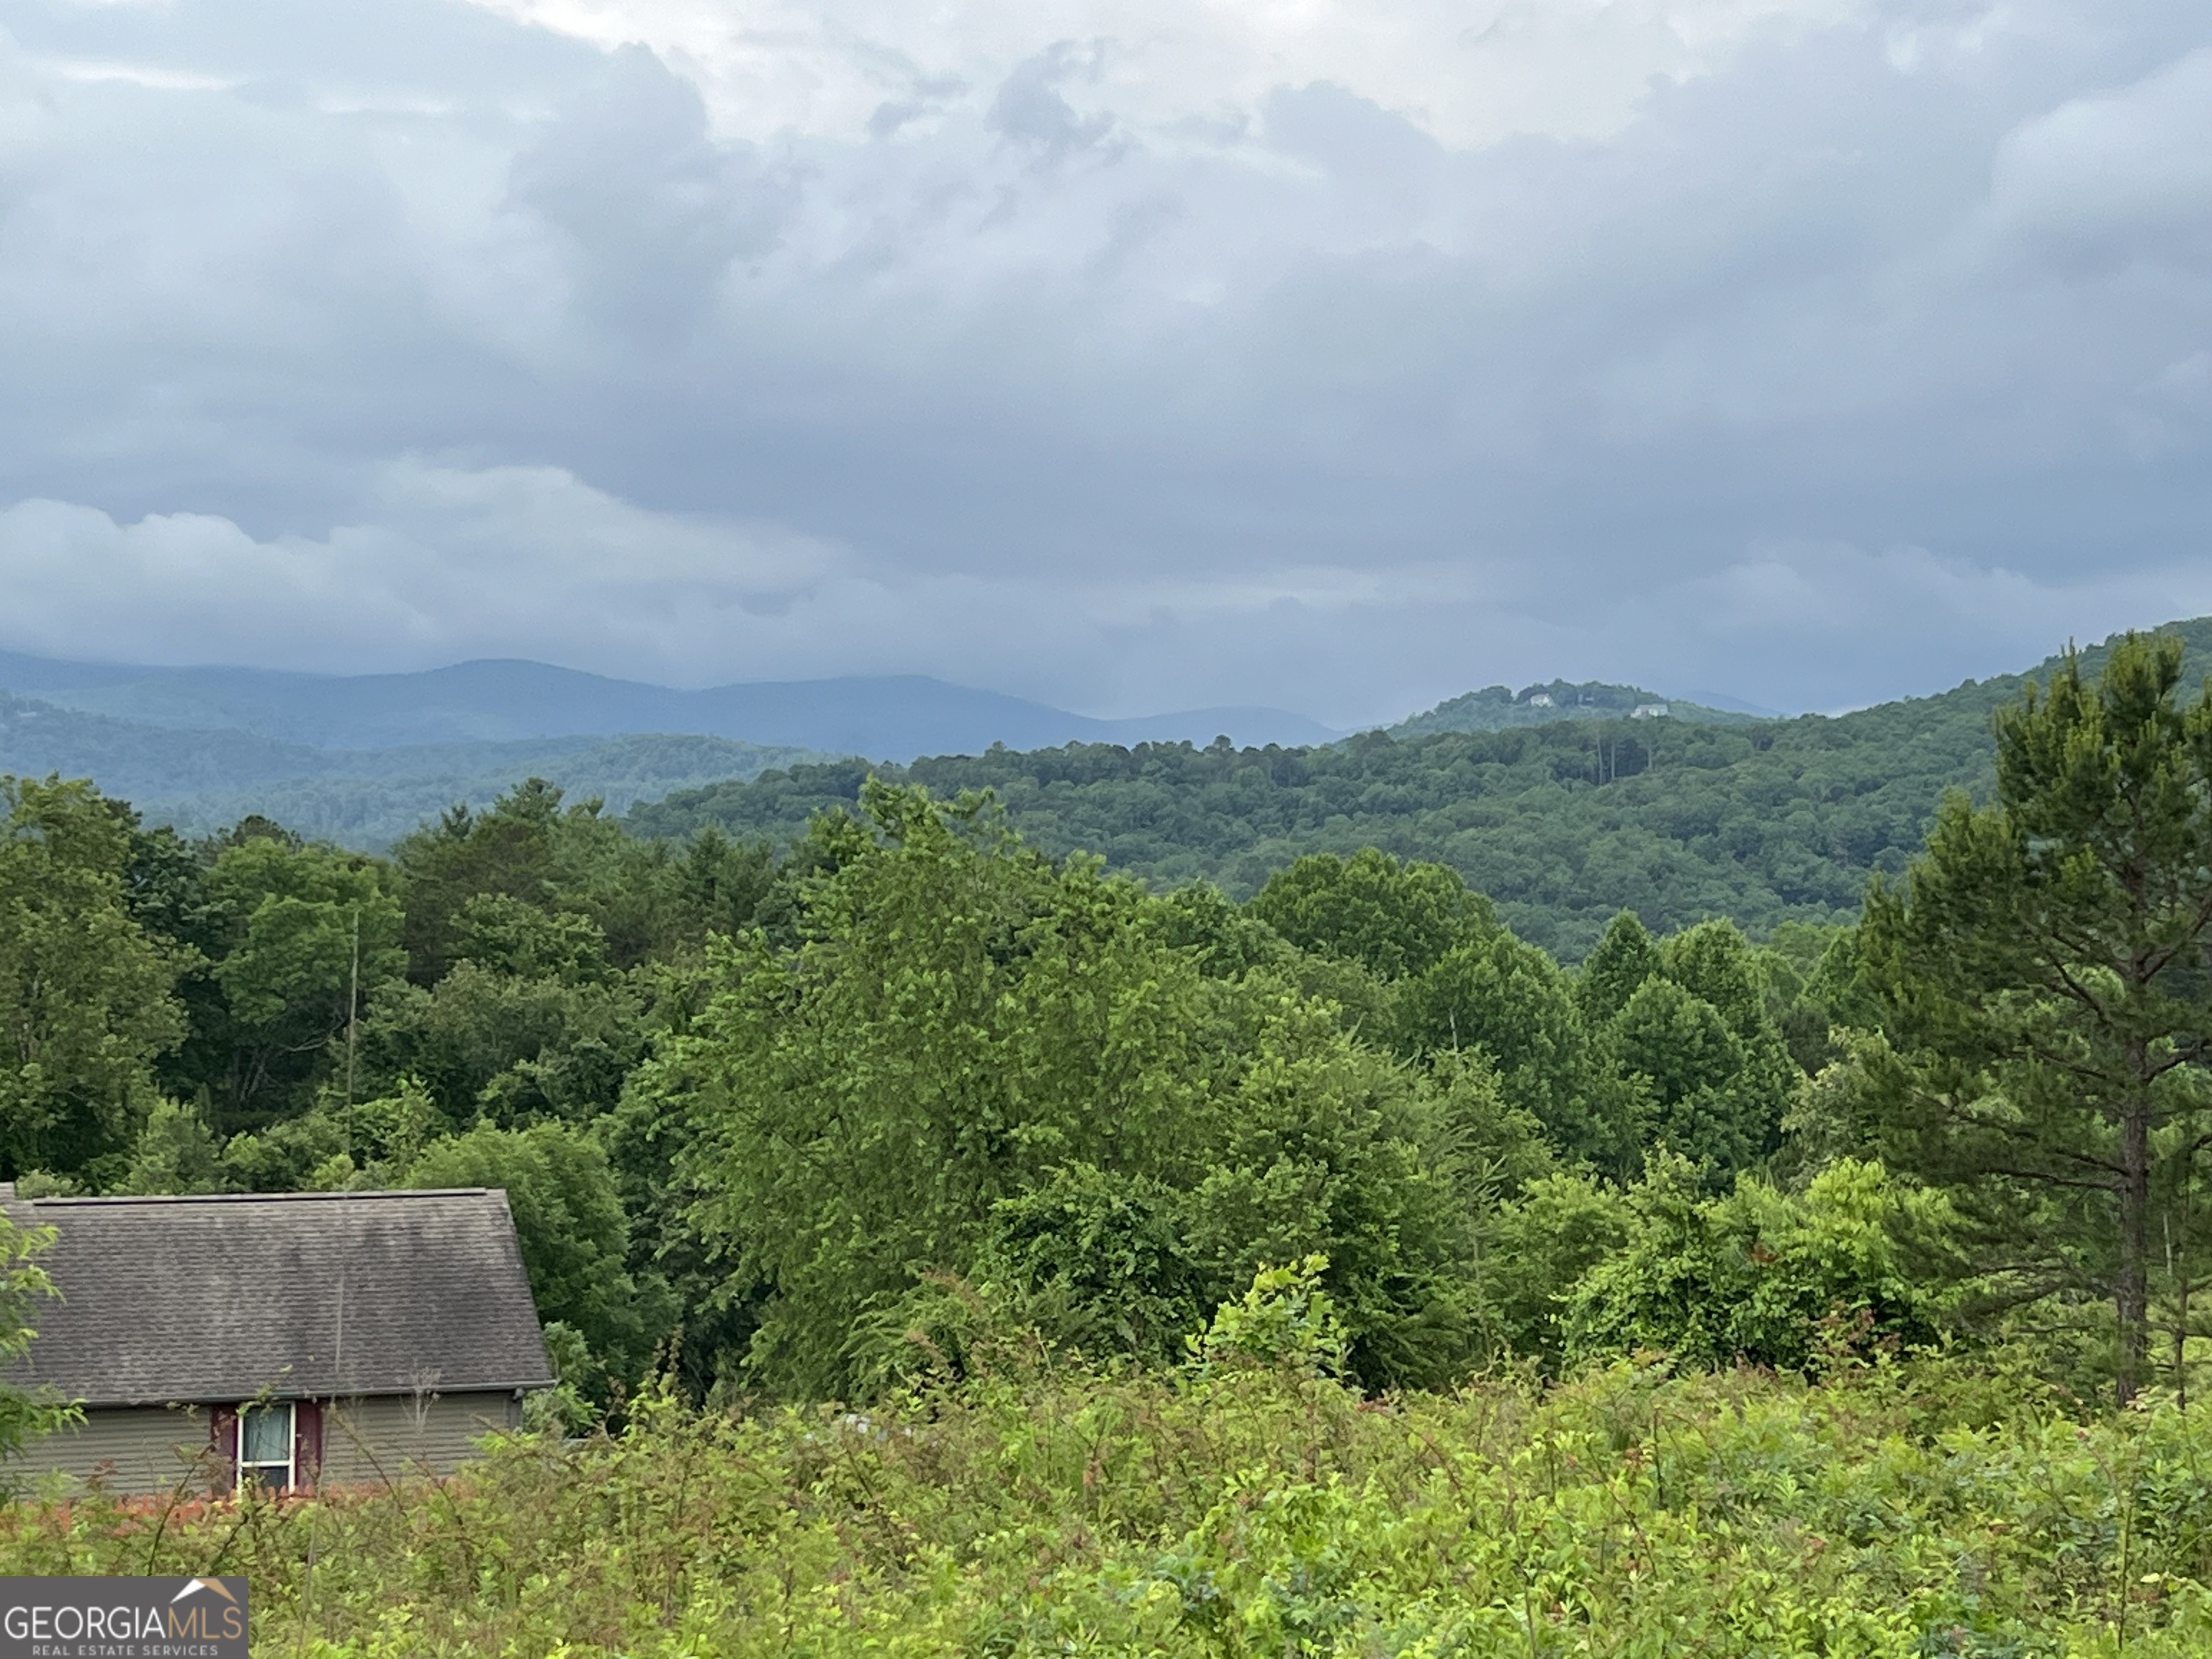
[0, 652, 1336, 756]
[0, 649, 1341, 845]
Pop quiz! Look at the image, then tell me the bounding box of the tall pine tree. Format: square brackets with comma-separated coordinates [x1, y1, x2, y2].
[1859, 633, 2212, 1401]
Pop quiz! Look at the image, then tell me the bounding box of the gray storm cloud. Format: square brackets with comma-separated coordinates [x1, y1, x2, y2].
[0, 0, 2206, 722]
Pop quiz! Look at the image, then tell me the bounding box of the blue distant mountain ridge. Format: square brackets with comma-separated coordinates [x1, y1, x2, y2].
[0, 652, 1338, 756]
[0, 650, 1336, 848]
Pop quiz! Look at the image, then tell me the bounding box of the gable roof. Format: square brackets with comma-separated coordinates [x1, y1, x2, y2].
[1, 1189, 554, 1407]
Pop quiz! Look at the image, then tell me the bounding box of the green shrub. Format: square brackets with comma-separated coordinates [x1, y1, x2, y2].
[1566, 1156, 1952, 1371]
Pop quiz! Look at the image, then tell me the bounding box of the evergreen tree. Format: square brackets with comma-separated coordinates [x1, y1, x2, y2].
[1575, 910, 1660, 1023]
[1858, 633, 2212, 1401]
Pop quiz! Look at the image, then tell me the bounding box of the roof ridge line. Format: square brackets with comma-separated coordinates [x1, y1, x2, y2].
[23, 1187, 495, 1207]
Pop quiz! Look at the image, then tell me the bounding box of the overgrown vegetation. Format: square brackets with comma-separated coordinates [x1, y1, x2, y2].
[8, 1345, 2212, 1656]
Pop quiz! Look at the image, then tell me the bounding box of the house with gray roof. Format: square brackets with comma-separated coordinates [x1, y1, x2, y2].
[1, 1187, 554, 1496]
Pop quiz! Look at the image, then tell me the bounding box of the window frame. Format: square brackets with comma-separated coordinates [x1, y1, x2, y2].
[235, 1400, 297, 1494]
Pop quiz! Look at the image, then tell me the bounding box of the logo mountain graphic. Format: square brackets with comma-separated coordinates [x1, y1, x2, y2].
[168, 1578, 239, 1606]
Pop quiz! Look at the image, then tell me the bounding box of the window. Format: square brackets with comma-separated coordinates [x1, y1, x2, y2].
[237, 1401, 295, 1493]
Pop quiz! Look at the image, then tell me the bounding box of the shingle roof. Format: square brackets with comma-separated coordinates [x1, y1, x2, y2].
[1, 1189, 554, 1407]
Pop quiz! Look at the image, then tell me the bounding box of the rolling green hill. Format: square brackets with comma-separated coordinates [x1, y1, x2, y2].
[1391, 678, 1757, 736]
[630, 620, 2212, 958]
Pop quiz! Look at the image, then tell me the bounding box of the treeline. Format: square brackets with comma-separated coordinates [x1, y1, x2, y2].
[627, 690, 1992, 959]
[626, 720, 1942, 961]
[632, 619, 2212, 958]
[5, 632, 2212, 1411]
[0, 765, 1860, 1404]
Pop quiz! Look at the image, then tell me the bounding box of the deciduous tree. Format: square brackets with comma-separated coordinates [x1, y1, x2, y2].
[0, 778, 190, 1177]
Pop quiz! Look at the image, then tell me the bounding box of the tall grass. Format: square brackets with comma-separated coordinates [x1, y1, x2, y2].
[6, 1355, 2211, 1656]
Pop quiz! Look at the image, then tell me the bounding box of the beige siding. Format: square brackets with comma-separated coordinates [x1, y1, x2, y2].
[9, 1405, 217, 1497]
[320, 1391, 521, 1487]
[8, 1392, 522, 1496]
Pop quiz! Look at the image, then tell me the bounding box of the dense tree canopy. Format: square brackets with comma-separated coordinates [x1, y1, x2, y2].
[0, 759, 1947, 1402]
[12, 637, 2212, 1412]
[1247, 848, 1493, 979]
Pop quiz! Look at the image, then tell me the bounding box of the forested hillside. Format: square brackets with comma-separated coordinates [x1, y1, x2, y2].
[10, 629, 2212, 1654]
[637, 625, 2212, 957]
[1391, 678, 1756, 736]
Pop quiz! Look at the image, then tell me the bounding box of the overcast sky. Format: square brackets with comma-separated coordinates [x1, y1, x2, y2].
[0, 0, 2207, 725]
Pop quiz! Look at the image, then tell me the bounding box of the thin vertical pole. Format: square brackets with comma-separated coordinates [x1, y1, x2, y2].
[344, 906, 360, 1148]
